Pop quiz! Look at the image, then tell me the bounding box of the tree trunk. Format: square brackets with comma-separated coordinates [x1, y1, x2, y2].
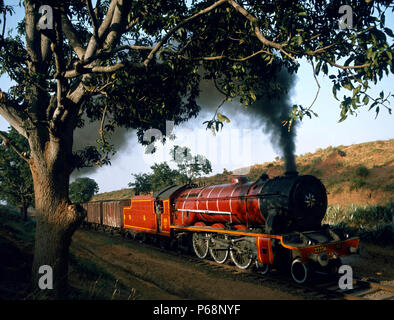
[28, 132, 85, 299]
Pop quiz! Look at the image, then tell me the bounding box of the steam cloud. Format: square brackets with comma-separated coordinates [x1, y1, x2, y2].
[72, 119, 135, 178]
[71, 67, 298, 179]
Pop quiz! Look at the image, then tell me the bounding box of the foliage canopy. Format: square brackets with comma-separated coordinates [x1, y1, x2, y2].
[129, 146, 212, 194]
[69, 177, 99, 203]
[0, 1, 393, 165]
[0, 127, 34, 218]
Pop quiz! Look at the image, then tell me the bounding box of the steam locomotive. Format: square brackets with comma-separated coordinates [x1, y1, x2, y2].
[82, 172, 360, 284]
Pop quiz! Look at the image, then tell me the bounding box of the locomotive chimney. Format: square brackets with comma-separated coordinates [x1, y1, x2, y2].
[285, 171, 298, 177]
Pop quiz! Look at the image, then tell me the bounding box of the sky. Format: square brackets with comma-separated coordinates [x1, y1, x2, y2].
[0, 2, 393, 193]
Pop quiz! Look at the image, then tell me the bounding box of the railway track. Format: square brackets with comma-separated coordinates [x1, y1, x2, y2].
[320, 278, 394, 300]
[197, 257, 394, 300]
[82, 226, 394, 300]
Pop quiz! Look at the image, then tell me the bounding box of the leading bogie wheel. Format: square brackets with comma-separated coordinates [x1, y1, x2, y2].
[192, 233, 209, 259]
[290, 258, 309, 284]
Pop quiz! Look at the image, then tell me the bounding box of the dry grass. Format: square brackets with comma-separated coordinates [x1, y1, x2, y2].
[198, 139, 394, 207]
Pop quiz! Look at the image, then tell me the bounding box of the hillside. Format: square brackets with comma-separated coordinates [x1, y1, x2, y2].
[92, 139, 394, 207]
[91, 188, 134, 202]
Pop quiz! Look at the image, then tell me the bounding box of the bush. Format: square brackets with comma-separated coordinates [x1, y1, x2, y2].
[325, 202, 393, 227]
[336, 148, 347, 157]
[349, 177, 367, 191]
[309, 168, 322, 177]
[383, 183, 394, 192]
[359, 225, 394, 246]
[355, 166, 370, 178]
[324, 203, 394, 246]
[311, 157, 322, 165]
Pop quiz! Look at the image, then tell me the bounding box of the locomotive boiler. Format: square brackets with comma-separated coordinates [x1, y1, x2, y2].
[84, 172, 360, 284]
[174, 172, 327, 234]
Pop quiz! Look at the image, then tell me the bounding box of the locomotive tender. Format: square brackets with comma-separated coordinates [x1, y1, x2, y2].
[82, 172, 360, 284]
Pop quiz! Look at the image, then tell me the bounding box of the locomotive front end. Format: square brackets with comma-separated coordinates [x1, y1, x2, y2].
[258, 172, 328, 234]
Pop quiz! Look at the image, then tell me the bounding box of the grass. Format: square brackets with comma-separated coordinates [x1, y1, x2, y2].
[349, 177, 368, 191]
[0, 205, 135, 300]
[0, 205, 36, 243]
[323, 202, 394, 246]
[68, 253, 135, 300]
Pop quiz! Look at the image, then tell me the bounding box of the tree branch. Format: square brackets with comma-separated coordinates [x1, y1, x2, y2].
[85, 0, 118, 60]
[50, 10, 69, 131]
[305, 26, 376, 56]
[144, 0, 228, 66]
[61, 12, 86, 60]
[64, 61, 141, 78]
[177, 47, 274, 62]
[0, 90, 28, 138]
[324, 58, 371, 70]
[0, 8, 6, 50]
[0, 131, 29, 162]
[86, 0, 99, 42]
[24, 1, 40, 63]
[103, 0, 130, 50]
[308, 60, 320, 110]
[226, 0, 296, 62]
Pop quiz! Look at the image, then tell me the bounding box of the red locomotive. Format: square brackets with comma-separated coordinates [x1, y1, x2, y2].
[83, 172, 360, 284]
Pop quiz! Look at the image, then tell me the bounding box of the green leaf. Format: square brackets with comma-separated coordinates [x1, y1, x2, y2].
[293, 35, 303, 45]
[249, 90, 256, 102]
[332, 85, 339, 100]
[315, 61, 322, 75]
[217, 113, 230, 123]
[322, 63, 328, 75]
[384, 28, 394, 38]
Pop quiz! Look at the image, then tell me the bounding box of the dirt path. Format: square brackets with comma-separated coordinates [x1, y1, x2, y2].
[70, 230, 305, 300]
[1, 218, 392, 300]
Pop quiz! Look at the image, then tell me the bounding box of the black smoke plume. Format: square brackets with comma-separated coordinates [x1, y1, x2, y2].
[198, 68, 298, 173]
[248, 69, 298, 173]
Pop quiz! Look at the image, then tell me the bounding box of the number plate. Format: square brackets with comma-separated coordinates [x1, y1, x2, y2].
[314, 245, 326, 254]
